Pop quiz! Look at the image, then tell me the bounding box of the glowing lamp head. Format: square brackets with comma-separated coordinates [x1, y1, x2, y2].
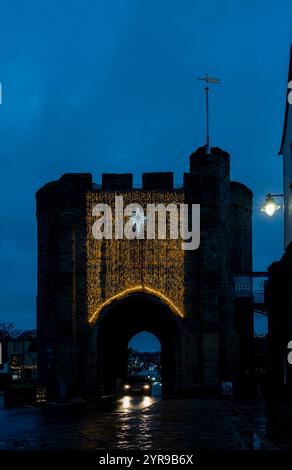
[260, 194, 281, 217]
[143, 384, 150, 390]
[124, 384, 130, 389]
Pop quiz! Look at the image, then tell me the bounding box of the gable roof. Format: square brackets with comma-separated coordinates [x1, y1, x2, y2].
[279, 45, 292, 155]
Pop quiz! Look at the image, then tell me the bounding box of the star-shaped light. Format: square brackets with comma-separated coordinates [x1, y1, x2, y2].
[129, 207, 147, 234]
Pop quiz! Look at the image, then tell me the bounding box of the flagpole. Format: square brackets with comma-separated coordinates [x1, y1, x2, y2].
[198, 74, 220, 155]
[205, 77, 210, 154]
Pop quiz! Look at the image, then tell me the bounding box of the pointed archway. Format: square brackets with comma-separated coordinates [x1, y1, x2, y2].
[95, 292, 182, 396]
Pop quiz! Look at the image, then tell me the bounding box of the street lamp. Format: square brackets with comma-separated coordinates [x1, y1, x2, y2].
[260, 193, 283, 217]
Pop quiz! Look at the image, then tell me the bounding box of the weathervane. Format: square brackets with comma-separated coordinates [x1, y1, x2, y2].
[197, 74, 220, 155]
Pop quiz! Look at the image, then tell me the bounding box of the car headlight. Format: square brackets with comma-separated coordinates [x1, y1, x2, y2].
[143, 384, 150, 389]
[124, 384, 130, 389]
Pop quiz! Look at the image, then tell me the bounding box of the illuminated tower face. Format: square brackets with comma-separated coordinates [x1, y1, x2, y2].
[86, 191, 185, 323]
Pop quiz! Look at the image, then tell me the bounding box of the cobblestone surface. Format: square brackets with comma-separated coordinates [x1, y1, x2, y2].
[0, 397, 289, 450]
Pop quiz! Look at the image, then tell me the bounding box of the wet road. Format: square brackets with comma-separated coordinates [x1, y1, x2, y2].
[0, 394, 160, 449]
[0, 393, 291, 450]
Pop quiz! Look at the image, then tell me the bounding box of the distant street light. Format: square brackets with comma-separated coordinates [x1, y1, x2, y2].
[260, 193, 283, 217]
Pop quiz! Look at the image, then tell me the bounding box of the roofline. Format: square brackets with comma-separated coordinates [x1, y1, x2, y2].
[279, 44, 292, 155]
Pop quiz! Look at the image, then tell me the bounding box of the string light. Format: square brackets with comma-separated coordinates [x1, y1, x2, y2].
[88, 285, 183, 323]
[86, 191, 185, 323]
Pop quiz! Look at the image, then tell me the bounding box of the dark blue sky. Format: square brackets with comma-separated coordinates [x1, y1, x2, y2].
[0, 0, 291, 331]
[129, 332, 160, 353]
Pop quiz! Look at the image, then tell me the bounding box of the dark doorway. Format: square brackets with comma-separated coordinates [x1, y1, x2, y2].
[97, 293, 180, 396]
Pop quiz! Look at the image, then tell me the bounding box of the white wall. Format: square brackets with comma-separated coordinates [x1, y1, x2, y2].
[282, 105, 292, 248]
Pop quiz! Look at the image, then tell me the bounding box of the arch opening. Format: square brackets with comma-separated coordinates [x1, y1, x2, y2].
[128, 332, 161, 395]
[96, 293, 181, 396]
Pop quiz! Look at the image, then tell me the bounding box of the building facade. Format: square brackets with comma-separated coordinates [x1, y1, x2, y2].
[280, 45, 292, 249]
[267, 46, 292, 392]
[8, 333, 37, 381]
[36, 146, 253, 398]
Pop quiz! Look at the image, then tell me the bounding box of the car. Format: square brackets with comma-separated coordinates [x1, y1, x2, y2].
[122, 375, 152, 395]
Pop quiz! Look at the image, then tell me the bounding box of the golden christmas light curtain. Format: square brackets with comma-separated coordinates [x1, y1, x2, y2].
[86, 191, 185, 322]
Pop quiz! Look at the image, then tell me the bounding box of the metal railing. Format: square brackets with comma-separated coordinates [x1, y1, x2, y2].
[233, 272, 269, 315]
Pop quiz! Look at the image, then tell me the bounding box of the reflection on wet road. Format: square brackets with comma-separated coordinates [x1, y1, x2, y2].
[0, 393, 291, 450]
[117, 395, 157, 412]
[0, 393, 161, 449]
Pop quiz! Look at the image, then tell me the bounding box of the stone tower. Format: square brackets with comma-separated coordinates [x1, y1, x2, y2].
[36, 146, 253, 397]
